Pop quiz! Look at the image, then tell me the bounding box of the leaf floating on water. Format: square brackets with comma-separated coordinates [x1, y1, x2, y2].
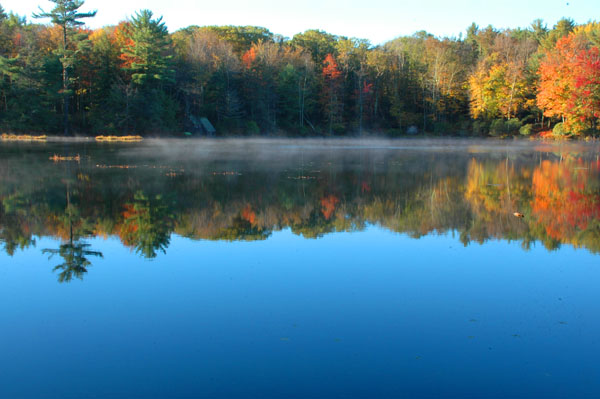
[512, 334, 521, 338]
[513, 212, 525, 218]
[558, 321, 568, 325]
[469, 319, 478, 322]
[280, 337, 290, 341]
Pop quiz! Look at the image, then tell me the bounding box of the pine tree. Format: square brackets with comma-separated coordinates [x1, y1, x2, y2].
[33, 0, 96, 135]
[121, 10, 174, 87]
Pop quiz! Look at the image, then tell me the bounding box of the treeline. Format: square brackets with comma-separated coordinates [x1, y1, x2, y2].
[0, 1, 599, 137]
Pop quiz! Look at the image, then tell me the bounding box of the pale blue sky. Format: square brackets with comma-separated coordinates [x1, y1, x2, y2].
[2, 0, 598, 44]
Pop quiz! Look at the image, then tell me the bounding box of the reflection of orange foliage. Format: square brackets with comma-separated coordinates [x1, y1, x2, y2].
[532, 160, 600, 240]
[122, 204, 137, 222]
[361, 181, 371, 193]
[321, 194, 339, 220]
[94, 225, 111, 240]
[465, 159, 514, 217]
[46, 215, 71, 241]
[119, 203, 139, 246]
[241, 204, 256, 225]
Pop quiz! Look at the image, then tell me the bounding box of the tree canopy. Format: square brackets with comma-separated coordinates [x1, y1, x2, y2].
[0, 3, 597, 137]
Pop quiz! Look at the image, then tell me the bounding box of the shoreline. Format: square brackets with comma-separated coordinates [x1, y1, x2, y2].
[1, 134, 599, 144]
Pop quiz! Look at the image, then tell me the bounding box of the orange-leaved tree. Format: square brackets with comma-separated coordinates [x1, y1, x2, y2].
[537, 27, 600, 135]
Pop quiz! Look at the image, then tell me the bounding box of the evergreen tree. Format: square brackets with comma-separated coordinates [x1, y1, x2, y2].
[33, 0, 96, 135]
[121, 9, 173, 87]
[119, 10, 177, 133]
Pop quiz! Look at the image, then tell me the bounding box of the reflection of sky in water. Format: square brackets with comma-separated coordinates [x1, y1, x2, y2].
[1, 228, 599, 397]
[1, 140, 599, 397]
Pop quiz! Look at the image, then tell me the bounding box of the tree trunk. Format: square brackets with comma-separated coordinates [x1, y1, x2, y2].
[358, 76, 363, 134]
[62, 25, 70, 136]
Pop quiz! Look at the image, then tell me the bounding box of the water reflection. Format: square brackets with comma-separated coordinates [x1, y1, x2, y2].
[40, 179, 104, 282]
[0, 141, 599, 282]
[43, 242, 103, 283]
[121, 191, 175, 258]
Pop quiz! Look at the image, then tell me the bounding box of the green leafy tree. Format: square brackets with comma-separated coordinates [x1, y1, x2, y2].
[201, 25, 273, 55]
[291, 30, 338, 64]
[178, 29, 242, 132]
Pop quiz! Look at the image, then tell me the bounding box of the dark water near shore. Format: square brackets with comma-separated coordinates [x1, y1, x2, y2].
[1, 139, 599, 398]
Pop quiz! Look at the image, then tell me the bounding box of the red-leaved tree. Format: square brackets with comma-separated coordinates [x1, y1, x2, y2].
[537, 33, 600, 135]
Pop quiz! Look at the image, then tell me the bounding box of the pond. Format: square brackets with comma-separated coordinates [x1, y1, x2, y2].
[1, 138, 599, 398]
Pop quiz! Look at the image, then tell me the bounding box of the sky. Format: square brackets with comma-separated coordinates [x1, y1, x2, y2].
[1, 0, 599, 44]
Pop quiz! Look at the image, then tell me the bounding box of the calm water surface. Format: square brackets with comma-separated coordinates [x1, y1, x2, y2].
[0, 139, 599, 398]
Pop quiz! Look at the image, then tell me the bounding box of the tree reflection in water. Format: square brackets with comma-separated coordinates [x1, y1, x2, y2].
[42, 179, 103, 282]
[120, 191, 175, 258]
[43, 242, 103, 283]
[0, 142, 598, 283]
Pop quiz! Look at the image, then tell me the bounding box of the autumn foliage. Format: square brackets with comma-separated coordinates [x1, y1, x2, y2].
[532, 159, 600, 240]
[322, 53, 342, 81]
[1, 3, 600, 137]
[537, 32, 600, 135]
[320, 194, 339, 220]
[242, 47, 257, 69]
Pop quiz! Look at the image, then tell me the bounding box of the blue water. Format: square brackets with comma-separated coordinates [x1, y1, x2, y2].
[1, 139, 600, 397]
[1, 227, 598, 398]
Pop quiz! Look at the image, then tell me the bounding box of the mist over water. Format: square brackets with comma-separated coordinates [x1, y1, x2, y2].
[123, 137, 600, 157]
[0, 138, 599, 398]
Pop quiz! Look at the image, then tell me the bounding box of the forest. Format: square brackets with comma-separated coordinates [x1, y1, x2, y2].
[0, 1, 599, 138]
